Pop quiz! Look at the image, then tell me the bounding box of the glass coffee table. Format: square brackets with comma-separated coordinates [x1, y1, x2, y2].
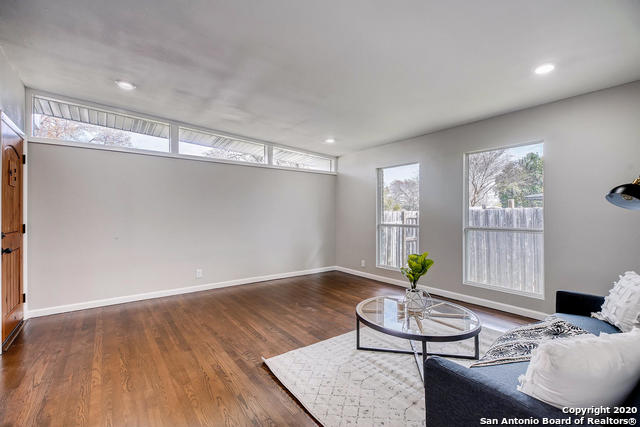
[355, 296, 481, 382]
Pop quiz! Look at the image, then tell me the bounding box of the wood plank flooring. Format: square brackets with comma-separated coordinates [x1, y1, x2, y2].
[0, 271, 533, 426]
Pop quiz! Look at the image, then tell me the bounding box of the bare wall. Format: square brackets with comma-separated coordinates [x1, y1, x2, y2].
[0, 46, 24, 130]
[336, 81, 640, 314]
[27, 144, 336, 310]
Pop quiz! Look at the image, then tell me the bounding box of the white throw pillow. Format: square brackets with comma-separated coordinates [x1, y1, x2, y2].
[517, 329, 640, 409]
[593, 271, 640, 332]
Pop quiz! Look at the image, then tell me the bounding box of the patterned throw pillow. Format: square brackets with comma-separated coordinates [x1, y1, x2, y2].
[592, 271, 640, 332]
[471, 317, 590, 367]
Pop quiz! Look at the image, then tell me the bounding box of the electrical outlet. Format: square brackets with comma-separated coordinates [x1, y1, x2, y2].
[195, 268, 203, 279]
[360, 259, 366, 267]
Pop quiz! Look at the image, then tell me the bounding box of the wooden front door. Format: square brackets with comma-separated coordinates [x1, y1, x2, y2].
[1, 112, 24, 350]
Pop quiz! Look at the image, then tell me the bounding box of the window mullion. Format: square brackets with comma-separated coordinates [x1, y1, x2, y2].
[170, 124, 179, 154]
[464, 226, 543, 233]
[266, 145, 274, 165]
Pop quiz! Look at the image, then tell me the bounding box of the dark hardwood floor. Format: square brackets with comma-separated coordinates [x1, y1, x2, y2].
[0, 271, 533, 426]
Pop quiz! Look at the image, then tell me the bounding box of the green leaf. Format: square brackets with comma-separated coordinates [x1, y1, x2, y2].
[424, 259, 434, 270]
[402, 251, 435, 286]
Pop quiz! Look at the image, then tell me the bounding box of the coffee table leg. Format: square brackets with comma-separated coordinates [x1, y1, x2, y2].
[423, 341, 428, 424]
[422, 341, 427, 384]
[356, 316, 361, 349]
[423, 332, 482, 361]
[474, 334, 479, 359]
[409, 340, 426, 383]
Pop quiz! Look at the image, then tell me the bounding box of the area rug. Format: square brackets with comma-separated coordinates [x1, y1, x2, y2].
[263, 325, 502, 427]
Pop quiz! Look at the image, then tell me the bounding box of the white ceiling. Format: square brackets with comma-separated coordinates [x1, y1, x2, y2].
[0, 0, 639, 156]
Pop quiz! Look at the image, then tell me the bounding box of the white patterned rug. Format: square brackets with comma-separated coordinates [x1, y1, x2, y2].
[263, 325, 502, 427]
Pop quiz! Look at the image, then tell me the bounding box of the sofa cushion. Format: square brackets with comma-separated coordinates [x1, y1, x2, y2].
[471, 361, 529, 389]
[468, 313, 620, 401]
[471, 313, 619, 387]
[517, 328, 640, 409]
[554, 312, 620, 335]
[425, 357, 567, 426]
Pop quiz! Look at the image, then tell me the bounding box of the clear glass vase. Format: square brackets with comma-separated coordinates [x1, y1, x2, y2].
[404, 288, 432, 315]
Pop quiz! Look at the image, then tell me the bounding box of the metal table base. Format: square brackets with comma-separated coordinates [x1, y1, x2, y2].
[356, 316, 480, 383]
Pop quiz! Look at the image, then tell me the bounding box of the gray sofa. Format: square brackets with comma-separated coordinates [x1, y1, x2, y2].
[424, 291, 640, 426]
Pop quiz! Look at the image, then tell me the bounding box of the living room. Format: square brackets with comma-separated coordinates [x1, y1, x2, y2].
[0, 1, 639, 426]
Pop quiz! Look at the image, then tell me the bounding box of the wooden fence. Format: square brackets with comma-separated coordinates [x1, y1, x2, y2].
[378, 211, 418, 268]
[379, 207, 544, 296]
[466, 207, 543, 295]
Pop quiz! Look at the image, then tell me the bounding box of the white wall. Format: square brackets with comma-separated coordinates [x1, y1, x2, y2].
[23, 78, 640, 316]
[0, 46, 24, 130]
[27, 144, 336, 311]
[336, 81, 640, 314]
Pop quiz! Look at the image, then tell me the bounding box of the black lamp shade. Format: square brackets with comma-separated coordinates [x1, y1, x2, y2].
[606, 183, 640, 210]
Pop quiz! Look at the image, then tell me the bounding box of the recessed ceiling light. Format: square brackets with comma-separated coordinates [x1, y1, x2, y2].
[115, 80, 136, 90]
[324, 138, 335, 144]
[534, 63, 555, 75]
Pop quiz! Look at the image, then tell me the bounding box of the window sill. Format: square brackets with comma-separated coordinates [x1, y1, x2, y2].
[27, 138, 338, 176]
[463, 280, 545, 300]
[375, 264, 401, 272]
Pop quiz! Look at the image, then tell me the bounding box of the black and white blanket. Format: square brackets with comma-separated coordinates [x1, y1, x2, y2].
[471, 316, 590, 367]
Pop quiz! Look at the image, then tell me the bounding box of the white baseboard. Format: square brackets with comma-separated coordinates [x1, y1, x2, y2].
[26, 266, 337, 319]
[334, 266, 549, 320]
[26, 265, 548, 321]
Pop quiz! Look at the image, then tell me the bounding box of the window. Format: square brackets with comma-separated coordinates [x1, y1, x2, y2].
[32, 96, 170, 152]
[377, 163, 419, 269]
[29, 91, 336, 173]
[464, 142, 544, 297]
[179, 127, 266, 164]
[272, 147, 333, 172]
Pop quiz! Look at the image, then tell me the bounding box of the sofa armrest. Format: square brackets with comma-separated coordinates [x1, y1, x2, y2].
[424, 357, 579, 426]
[556, 290, 605, 316]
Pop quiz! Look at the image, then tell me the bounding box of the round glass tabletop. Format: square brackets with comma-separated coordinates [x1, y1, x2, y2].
[356, 295, 481, 342]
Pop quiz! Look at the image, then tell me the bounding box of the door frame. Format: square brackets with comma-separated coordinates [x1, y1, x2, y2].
[0, 110, 27, 355]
